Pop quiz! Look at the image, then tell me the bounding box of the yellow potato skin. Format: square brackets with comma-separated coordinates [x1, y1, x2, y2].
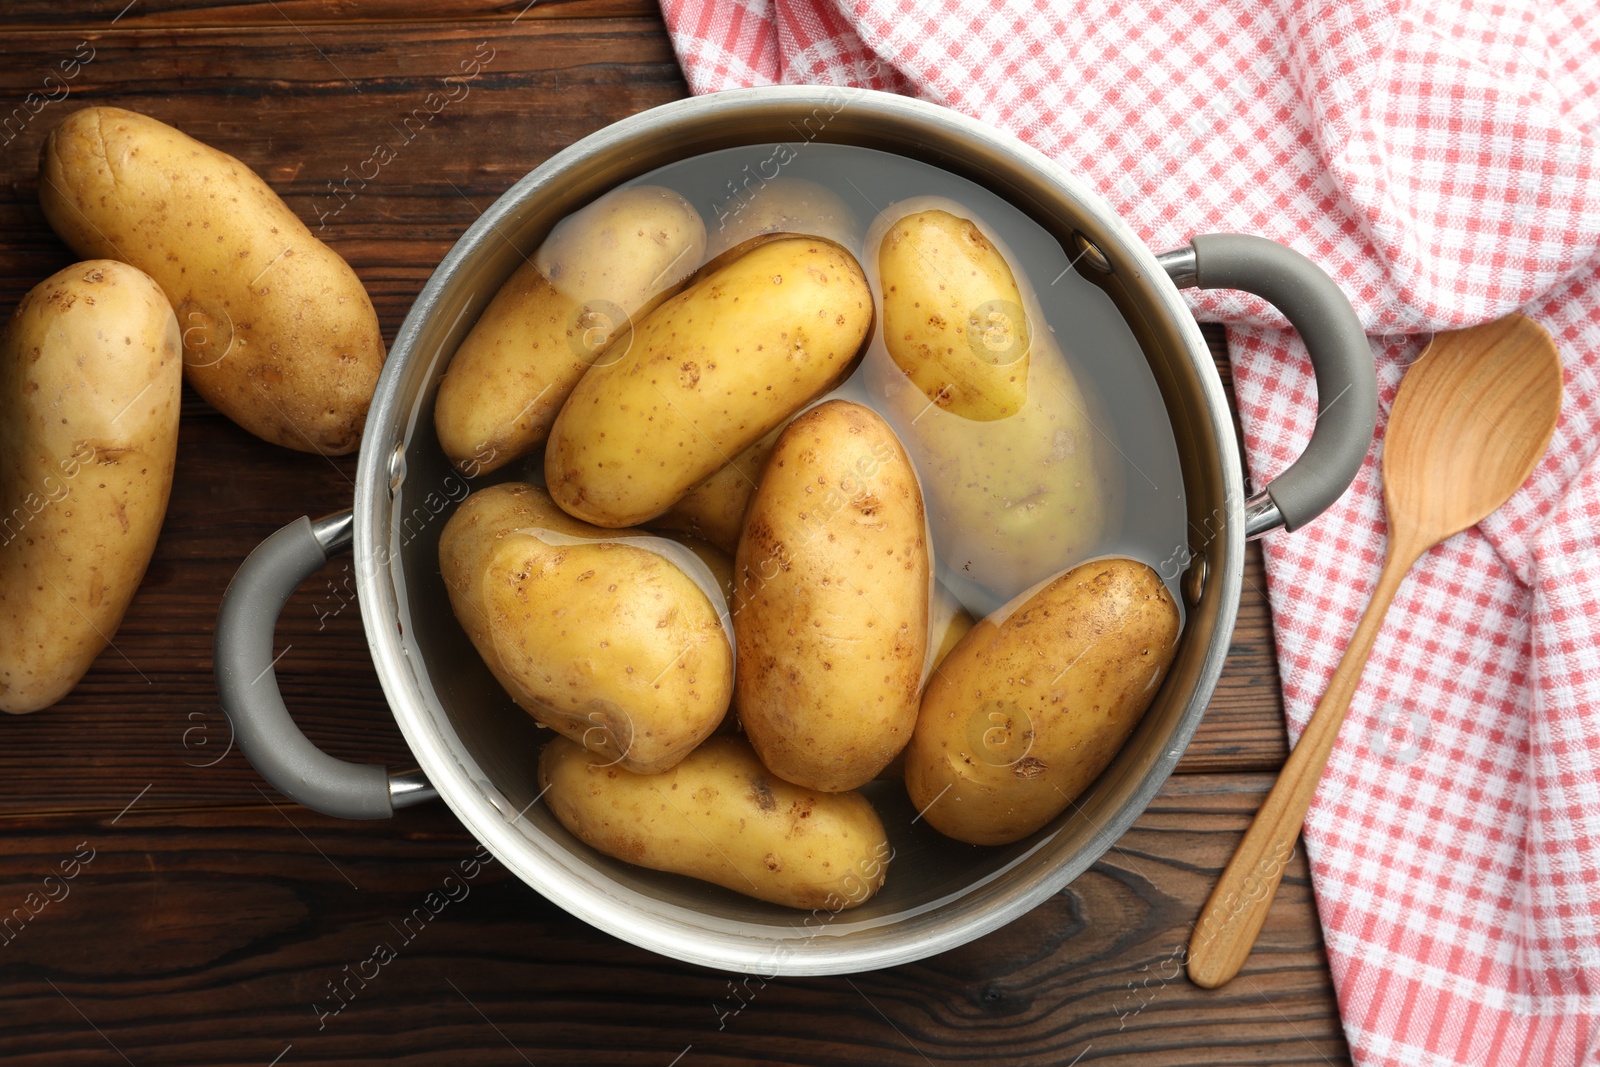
[38, 107, 383, 455]
[706, 177, 860, 258]
[863, 198, 1120, 603]
[876, 335, 1120, 603]
[653, 530, 736, 609]
[434, 186, 706, 476]
[1, 261, 181, 714]
[929, 581, 977, 671]
[877, 208, 1030, 421]
[540, 735, 891, 910]
[654, 530, 742, 735]
[651, 418, 786, 554]
[734, 400, 929, 792]
[438, 483, 731, 774]
[905, 558, 1180, 846]
[545, 238, 872, 528]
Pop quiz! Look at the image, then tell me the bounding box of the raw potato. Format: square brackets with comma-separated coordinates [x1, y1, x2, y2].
[875, 206, 1031, 420]
[38, 107, 383, 455]
[540, 734, 891, 910]
[734, 400, 929, 792]
[653, 530, 736, 610]
[904, 557, 1181, 846]
[878, 339, 1121, 604]
[434, 186, 706, 476]
[545, 237, 872, 528]
[867, 547, 972, 781]
[706, 177, 860, 258]
[1, 261, 181, 714]
[928, 581, 976, 673]
[439, 482, 731, 774]
[652, 418, 787, 554]
[865, 197, 1120, 604]
[655, 530, 741, 735]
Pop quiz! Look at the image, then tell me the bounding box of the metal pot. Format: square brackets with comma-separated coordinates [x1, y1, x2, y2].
[215, 87, 1374, 976]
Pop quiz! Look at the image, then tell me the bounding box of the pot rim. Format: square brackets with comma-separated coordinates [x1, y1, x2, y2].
[353, 85, 1244, 975]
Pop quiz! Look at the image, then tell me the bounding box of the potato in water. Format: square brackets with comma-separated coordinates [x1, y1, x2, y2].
[545, 237, 872, 528]
[929, 580, 977, 673]
[541, 735, 891, 910]
[705, 176, 861, 258]
[38, 107, 382, 455]
[438, 483, 731, 774]
[653, 529, 741, 735]
[651, 417, 788, 554]
[434, 186, 706, 476]
[1, 261, 182, 713]
[904, 557, 1180, 845]
[734, 400, 929, 792]
[866, 197, 1121, 604]
[876, 206, 1031, 420]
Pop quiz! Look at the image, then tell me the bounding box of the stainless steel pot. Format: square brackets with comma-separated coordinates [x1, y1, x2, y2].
[215, 87, 1375, 976]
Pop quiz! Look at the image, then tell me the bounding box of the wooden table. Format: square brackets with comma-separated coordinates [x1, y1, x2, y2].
[0, 3, 1351, 1063]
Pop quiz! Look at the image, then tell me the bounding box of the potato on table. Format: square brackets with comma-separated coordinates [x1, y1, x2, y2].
[734, 400, 930, 792]
[545, 237, 872, 528]
[439, 482, 732, 774]
[38, 107, 383, 455]
[1, 261, 182, 714]
[434, 185, 706, 477]
[540, 734, 891, 910]
[904, 557, 1181, 845]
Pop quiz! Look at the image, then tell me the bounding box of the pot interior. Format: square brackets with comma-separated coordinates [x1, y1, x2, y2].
[365, 88, 1242, 974]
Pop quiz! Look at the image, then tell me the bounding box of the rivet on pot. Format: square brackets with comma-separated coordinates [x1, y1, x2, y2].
[1182, 550, 1207, 607]
[1073, 232, 1112, 274]
[480, 780, 521, 822]
[388, 443, 407, 496]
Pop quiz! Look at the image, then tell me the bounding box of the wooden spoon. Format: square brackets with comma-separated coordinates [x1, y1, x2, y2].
[1186, 313, 1563, 990]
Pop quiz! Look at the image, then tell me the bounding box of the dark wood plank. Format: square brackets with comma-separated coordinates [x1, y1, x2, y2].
[0, 0, 659, 29]
[0, 773, 1346, 1066]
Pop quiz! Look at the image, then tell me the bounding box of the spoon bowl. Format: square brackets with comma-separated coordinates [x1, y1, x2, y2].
[1384, 313, 1564, 551]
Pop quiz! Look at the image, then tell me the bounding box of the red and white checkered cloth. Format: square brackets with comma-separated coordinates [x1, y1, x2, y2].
[660, 1, 1600, 1061]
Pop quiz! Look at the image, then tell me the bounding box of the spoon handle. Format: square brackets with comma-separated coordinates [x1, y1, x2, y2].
[1186, 540, 1419, 989]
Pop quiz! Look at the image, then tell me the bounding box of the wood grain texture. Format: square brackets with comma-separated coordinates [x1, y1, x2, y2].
[0, 0, 659, 28]
[0, 775, 1346, 1066]
[0, 9, 1341, 1064]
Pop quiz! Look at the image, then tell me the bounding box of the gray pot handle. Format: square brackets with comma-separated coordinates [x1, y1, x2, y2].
[1157, 234, 1377, 536]
[215, 510, 437, 819]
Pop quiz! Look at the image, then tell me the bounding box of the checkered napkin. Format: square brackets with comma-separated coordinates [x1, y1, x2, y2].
[660, 1, 1600, 1061]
